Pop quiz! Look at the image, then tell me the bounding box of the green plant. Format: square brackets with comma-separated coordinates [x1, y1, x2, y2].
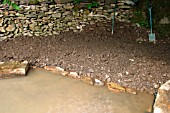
[134, 11, 141, 16]
[87, 1, 99, 9]
[73, 0, 81, 4]
[2, 0, 20, 10]
[131, 10, 149, 27]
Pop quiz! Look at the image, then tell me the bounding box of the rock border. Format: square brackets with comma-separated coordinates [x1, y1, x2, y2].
[44, 66, 137, 94]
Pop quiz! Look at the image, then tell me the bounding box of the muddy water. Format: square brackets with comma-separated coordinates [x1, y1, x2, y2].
[0, 69, 154, 113]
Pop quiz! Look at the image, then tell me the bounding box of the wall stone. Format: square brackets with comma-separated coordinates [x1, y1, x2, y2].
[54, 0, 73, 4]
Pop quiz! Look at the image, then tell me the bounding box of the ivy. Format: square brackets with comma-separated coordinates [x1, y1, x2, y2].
[2, 0, 20, 10]
[87, 1, 99, 9]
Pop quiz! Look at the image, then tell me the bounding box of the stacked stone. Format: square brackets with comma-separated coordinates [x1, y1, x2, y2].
[111, 0, 134, 23]
[0, 1, 134, 41]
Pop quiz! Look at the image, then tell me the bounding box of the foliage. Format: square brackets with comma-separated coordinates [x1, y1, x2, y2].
[131, 10, 149, 27]
[73, 0, 81, 4]
[131, 0, 170, 37]
[73, 0, 99, 10]
[2, 0, 20, 10]
[87, 1, 99, 9]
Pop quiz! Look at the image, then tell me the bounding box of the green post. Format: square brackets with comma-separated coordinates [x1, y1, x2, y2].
[112, 0, 117, 34]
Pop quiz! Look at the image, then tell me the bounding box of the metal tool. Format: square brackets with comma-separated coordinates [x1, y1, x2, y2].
[111, 0, 117, 34]
[148, 3, 156, 42]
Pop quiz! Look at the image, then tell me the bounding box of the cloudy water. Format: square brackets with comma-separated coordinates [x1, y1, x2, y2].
[0, 68, 154, 113]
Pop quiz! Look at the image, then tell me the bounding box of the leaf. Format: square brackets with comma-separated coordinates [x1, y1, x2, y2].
[11, 3, 20, 10]
[87, 4, 92, 9]
[92, 1, 99, 7]
[2, 0, 9, 4]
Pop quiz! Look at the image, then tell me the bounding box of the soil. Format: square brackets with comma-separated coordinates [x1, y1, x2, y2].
[0, 21, 170, 94]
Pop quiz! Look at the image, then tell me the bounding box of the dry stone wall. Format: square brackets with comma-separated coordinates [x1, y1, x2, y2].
[0, 0, 134, 41]
[10, 0, 135, 4]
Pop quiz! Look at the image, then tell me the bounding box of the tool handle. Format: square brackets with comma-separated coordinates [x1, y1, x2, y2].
[149, 6, 153, 34]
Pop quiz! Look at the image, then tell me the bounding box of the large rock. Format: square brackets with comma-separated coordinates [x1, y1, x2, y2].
[0, 61, 29, 79]
[154, 80, 170, 113]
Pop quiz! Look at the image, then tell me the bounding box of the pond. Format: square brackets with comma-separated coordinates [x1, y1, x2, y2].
[0, 68, 154, 113]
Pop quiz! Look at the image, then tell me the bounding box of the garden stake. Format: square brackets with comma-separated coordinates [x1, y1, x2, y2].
[112, 0, 117, 34]
[148, 3, 156, 42]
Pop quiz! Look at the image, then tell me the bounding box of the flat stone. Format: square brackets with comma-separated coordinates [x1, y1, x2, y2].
[68, 72, 79, 78]
[48, 23, 54, 27]
[52, 31, 60, 35]
[15, 13, 25, 17]
[18, 16, 27, 19]
[26, 14, 37, 18]
[81, 76, 94, 85]
[118, 5, 131, 9]
[62, 11, 71, 16]
[0, 61, 29, 79]
[0, 26, 5, 32]
[124, 0, 135, 5]
[63, 3, 74, 10]
[23, 24, 28, 28]
[29, 24, 36, 31]
[154, 80, 170, 113]
[45, 11, 53, 15]
[0, 18, 4, 26]
[0, 36, 7, 41]
[30, 5, 36, 10]
[67, 22, 72, 26]
[107, 82, 126, 93]
[38, 12, 45, 18]
[125, 87, 137, 95]
[44, 66, 69, 76]
[41, 6, 48, 11]
[52, 13, 61, 18]
[6, 24, 16, 32]
[4, 11, 9, 16]
[54, 0, 72, 4]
